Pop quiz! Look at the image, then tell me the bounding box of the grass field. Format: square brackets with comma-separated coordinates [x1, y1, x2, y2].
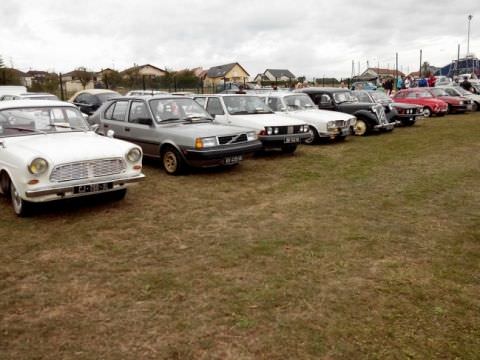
[1, 113, 479, 359]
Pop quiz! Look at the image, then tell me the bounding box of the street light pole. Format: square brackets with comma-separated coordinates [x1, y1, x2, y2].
[467, 14, 473, 56]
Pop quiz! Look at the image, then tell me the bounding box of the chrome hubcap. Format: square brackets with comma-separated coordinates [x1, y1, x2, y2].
[355, 121, 366, 135]
[164, 152, 177, 173]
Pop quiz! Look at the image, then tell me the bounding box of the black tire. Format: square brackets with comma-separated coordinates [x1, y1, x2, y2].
[402, 119, 416, 126]
[303, 126, 319, 145]
[473, 102, 479, 112]
[162, 146, 185, 175]
[10, 180, 32, 217]
[447, 105, 452, 114]
[422, 107, 432, 118]
[281, 144, 297, 154]
[354, 119, 370, 136]
[110, 188, 127, 201]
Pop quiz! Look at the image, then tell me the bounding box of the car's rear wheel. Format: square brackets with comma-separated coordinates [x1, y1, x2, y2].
[354, 119, 369, 136]
[423, 107, 432, 117]
[303, 126, 319, 145]
[281, 144, 297, 154]
[473, 102, 479, 112]
[162, 146, 185, 175]
[10, 181, 32, 217]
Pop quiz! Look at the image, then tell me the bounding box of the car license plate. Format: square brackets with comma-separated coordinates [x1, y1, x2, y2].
[284, 136, 300, 144]
[73, 182, 113, 194]
[224, 155, 242, 165]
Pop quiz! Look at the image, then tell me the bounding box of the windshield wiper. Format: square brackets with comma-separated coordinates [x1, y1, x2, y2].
[46, 124, 86, 131]
[4, 126, 45, 134]
[183, 115, 212, 122]
[161, 117, 182, 122]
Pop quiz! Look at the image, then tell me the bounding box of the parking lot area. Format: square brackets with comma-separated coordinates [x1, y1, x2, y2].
[1, 113, 479, 359]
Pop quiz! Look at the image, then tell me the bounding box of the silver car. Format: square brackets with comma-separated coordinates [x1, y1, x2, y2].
[89, 95, 262, 175]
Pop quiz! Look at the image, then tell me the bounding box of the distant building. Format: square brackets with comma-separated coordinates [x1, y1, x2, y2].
[204, 62, 250, 86]
[261, 69, 296, 82]
[435, 55, 480, 77]
[360, 67, 405, 79]
[120, 64, 168, 78]
[24, 70, 50, 87]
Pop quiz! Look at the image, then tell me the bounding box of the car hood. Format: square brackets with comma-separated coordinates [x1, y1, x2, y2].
[2, 131, 137, 164]
[391, 102, 422, 109]
[160, 122, 256, 137]
[280, 109, 353, 123]
[225, 113, 306, 130]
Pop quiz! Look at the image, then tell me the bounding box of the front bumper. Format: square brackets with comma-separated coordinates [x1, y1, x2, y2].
[183, 140, 262, 166]
[258, 133, 311, 147]
[374, 122, 397, 130]
[319, 127, 351, 138]
[25, 174, 145, 199]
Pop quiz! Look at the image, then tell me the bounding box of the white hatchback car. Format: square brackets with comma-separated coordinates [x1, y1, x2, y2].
[0, 100, 145, 216]
[260, 92, 356, 143]
[194, 94, 310, 153]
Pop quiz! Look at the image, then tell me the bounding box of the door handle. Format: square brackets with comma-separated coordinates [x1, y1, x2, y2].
[125, 127, 130, 132]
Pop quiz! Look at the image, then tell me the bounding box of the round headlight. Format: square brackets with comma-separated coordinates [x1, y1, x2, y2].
[126, 148, 142, 163]
[266, 127, 273, 135]
[28, 158, 48, 175]
[274, 127, 279, 134]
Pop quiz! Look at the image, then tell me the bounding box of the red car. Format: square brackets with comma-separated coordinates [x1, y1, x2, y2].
[393, 89, 448, 117]
[425, 88, 473, 113]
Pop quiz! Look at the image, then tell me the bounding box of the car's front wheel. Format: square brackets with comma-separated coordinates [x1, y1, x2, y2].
[303, 126, 319, 145]
[423, 107, 432, 118]
[10, 181, 32, 217]
[162, 146, 185, 175]
[354, 119, 369, 136]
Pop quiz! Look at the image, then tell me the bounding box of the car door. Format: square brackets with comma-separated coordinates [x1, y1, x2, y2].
[100, 100, 129, 138]
[206, 97, 228, 125]
[123, 100, 160, 157]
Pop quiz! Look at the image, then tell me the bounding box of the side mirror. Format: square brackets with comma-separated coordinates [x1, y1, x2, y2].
[106, 129, 115, 138]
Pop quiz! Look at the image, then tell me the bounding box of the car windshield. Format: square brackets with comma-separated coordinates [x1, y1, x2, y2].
[224, 96, 273, 115]
[97, 92, 120, 102]
[283, 95, 316, 110]
[416, 91, 434, 98]
[351, 91, 372, 103]
[333, 92, 357, 103]
[430, 88, 449, 96]
[149, 98, 212, 122]
[453, 86, 471, 95]
[0, 106, 89, 137]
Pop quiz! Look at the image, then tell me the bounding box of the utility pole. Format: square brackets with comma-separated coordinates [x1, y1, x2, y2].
[467, 14, 473, 56]
[419, 49, 423, 78]
[395, 52, 398, 90]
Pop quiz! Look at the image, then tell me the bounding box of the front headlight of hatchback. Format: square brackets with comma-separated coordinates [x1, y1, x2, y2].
[28, 158, 49, 175]
[349, 118, 356, 126]
[327, 121, 335, 129]
[126, 148, 142, 163]
[195, 137, 217, 149]
[246, 131, 257, 141]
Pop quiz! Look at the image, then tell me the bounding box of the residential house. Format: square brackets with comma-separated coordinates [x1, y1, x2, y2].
[24, 70, 50, 87]
[262, 69, 296, 82]
[121, 64, 167, 79]
[360, 67, 405, 80]
[203, 62, 250, 86]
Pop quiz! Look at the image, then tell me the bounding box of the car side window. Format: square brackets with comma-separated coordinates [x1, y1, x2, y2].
[75, 94, 88, 103]
[104, 102, 115, 119]
[206, 98, 224, 115]
[128, 101, 151, 125]
[194, 97, 206, 107]
[319, 94, 332, 105]
[111, 101, 128, 121]
[267, 98, 282, 111]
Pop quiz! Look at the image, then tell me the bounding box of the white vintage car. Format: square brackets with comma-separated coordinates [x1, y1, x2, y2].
[194, 94, 310, 153]
[260, 92, 357, 143]
[0, 100, 145, 216]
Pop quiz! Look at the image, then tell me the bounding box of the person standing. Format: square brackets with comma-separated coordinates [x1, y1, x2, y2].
[428, 74, 436, 87]
[460, 76, 473, 92]
[404, 76, 411, 89]
[397, 76, 404, 90]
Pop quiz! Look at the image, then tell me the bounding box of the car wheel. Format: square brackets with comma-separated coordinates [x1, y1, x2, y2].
[422, 107, 432, 118]
[473, 102, 479, 112]
[354, 119, 369, 136]
[281, 144, 297, 154]
[402, 118, 416, 126]
[162, 146, 185, 175]
[447, 105, 452, 114]
[303, 126, 319, 145]
[111, 188, 127, 201]
[10, 181, 32, 217]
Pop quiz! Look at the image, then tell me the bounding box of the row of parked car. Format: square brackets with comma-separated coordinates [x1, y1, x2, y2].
[0, 84, 477, 216]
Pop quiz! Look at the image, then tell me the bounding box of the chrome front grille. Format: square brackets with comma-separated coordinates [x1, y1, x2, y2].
[334, 120, 347, 128]
[50, 158, 126, 182]
[375, 105, 388, 124]
[218, 133, 248, 145]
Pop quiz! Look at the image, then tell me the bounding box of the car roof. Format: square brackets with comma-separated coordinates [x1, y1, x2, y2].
[296, 87, 351, 93]
[107, 94, 192, 101]
[73, 89, 119, 95]
[0, 100, 77, 110]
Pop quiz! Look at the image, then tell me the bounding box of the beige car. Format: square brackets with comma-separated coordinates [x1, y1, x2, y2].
[69, 89, 120, 115]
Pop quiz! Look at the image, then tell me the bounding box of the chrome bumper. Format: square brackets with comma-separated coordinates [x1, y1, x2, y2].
[25, 174, 145, 198]
[374, 121, 399, 129]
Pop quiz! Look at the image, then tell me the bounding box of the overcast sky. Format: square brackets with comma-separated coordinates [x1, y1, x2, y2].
[1, 0, 479, 78]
